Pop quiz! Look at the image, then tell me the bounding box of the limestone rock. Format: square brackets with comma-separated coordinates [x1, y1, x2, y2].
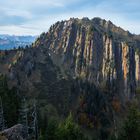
[0, 124, 27, 140]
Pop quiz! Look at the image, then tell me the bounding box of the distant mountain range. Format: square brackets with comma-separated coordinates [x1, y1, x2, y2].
[0, 34, 37, 50]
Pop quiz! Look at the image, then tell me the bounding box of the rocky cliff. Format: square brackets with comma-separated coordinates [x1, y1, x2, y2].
[33, 17, 140, 101]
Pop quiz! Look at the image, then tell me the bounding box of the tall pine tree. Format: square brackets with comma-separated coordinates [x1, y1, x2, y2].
[0, 97, 5, 131]
[19, 97, 29, 137]
[28, 99, 38, 140]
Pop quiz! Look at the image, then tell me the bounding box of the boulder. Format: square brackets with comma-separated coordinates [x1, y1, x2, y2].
[0, 124, 27, 140]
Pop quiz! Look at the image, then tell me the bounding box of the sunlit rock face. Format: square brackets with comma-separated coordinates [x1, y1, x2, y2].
[135, 52, 140, 84]
[32, 17, 140, 100]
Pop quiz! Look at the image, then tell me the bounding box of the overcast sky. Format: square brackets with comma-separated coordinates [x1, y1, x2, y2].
[0, 0, 139, 35]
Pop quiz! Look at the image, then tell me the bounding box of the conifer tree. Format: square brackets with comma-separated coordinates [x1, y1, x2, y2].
[19, 97, 28, 137]
[28, 99, 38, 140]
[0, 97, 5, 131]
[118, 105, 140, 140]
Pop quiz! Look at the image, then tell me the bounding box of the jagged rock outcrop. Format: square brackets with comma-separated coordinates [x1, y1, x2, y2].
[0, 124, 27, 140]
[33, 17, 140, 101]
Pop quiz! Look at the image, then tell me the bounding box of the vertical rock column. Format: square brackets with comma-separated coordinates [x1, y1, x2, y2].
[102, 35, 116, 84]
[121, 42, 136, 99]
[121, 42, 130, 98]
[135, 52, 140, 86]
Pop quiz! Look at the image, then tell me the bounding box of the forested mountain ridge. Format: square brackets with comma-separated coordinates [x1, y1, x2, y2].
[0, 17, 140, 140]
[34, 17, 140, 100]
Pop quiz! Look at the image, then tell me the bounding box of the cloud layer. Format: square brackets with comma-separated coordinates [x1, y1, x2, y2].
[0, 0, 139, 35]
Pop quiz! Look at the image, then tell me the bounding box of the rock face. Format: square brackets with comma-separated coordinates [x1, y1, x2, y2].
[0, 124, 27, 140]
[33, 17, 140, 101]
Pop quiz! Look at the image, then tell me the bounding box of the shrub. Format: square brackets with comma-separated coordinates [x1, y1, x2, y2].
[118, 105, 140, 140]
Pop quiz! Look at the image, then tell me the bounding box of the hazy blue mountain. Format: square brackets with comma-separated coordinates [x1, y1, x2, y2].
[0, 34, 37, 50]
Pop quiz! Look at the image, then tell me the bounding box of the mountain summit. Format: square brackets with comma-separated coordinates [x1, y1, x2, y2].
[34, 17, 140, 99]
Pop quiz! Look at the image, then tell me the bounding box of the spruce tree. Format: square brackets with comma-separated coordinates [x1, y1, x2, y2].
[0, 97, 5, 131]
[118, 105, 140, 140]
[28, 99, 38, 140]
[19, 97, 28, 137]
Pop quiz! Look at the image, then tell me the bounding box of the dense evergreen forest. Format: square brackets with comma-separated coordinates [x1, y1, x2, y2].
[0, 74, 140, 140]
